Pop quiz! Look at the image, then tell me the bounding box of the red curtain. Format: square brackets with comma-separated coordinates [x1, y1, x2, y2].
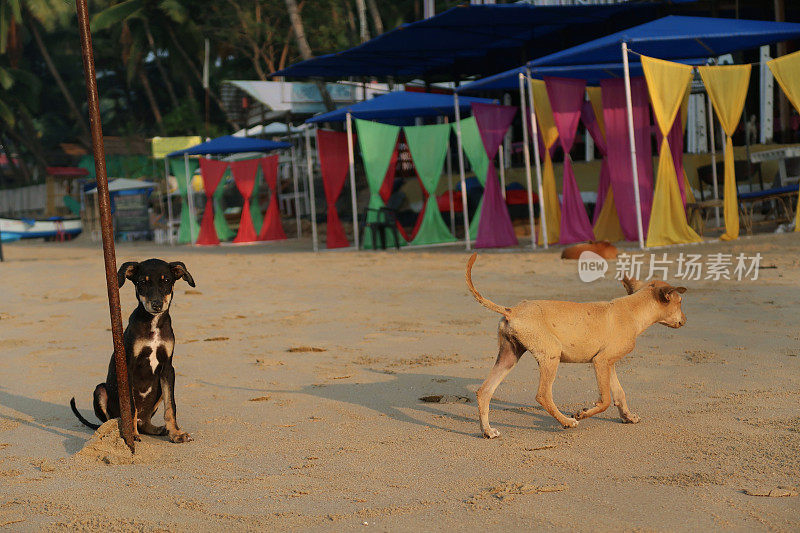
[377, 144, 412, 241]
[230, 158, 260, 243]
[316, 130, 352, 248]
[196, 158, 228, 246]
[258, 155, 286, 241]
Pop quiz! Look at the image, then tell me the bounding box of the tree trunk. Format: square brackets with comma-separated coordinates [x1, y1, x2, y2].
[28, 19, 91, 144]
[356, 0, 370, 43]
[138, 68, 165, 134]
[366, 0, 384, 35]
[775, 0, 790, 142]
[285, 0, 336, 111]
[143, 19, 180, 110]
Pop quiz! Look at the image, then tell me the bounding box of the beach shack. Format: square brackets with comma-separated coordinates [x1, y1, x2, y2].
[83, 178, 157, 241]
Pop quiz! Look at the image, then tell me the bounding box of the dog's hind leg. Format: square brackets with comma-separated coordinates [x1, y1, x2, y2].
[575, 360, 612, 421]
[534, 353, 578, 429]
[93, 384, 110, 423]
[476, 320, 525, 439]
[609, 364, 639, 424]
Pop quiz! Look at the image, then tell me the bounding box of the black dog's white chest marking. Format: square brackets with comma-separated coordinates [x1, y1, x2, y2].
[134, 316, 174, 373]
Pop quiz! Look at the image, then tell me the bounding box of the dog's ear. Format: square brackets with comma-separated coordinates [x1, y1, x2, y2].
[117, 262, 139, 288]
[673, 286, 687, 294]
[656, 286, 685, 303]
[621, 275, 638, 295]
[169, 261, 195, 287]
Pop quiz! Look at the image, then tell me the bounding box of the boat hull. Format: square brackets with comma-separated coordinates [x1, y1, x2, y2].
[0, 217, 82, 241]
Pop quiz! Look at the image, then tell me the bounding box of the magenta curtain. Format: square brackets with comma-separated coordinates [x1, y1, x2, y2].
[655, 113, 687, 205]
[600, 77, 654, 241]
[581, 100, 611, 224]
[545, 77, 594, 244]
[471, 102, 518, 248]
[196, 158, 228, 246]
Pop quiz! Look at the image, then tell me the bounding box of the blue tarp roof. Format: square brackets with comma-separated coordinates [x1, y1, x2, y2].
[531, 15, 800, 67]
[305, 91, 495, 124]
[167, 135, 291, 157]
[272, 3, 667, 80]
[456, 59, 708, 93]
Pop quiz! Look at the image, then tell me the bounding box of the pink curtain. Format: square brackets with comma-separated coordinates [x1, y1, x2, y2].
[230, 158, 260, 244]
[471, 102, 518, 248]
[258, 155, 287, 241]
[316, 130, 351, 248]
[545, 77, 594, 244]
[600, 77, 654, 241]
[581, 100, 611, 224]
[196, 158, 228, 246]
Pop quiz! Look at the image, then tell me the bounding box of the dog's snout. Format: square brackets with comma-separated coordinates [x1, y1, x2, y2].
[151, 301, 163, 311]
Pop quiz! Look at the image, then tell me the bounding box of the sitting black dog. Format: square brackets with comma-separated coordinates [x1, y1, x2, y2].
[71, 259, 195, 443]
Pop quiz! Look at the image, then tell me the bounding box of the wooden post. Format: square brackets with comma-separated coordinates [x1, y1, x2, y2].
[76, 0, 135, 452]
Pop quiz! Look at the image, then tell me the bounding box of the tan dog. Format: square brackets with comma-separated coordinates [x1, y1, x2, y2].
[466, 253, 687, 438]
[560, 240, 618, 260]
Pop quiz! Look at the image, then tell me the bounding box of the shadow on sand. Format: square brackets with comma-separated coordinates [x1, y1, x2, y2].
[0, 387, 88, 454]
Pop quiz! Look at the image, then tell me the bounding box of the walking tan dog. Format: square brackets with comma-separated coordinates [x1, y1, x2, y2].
[466, 253, 686, 438]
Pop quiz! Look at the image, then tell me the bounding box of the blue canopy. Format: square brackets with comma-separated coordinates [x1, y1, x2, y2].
[305, 91, 495, 124]
[531, 15, 800, 67]
[272, 3, 667, 80]
[456, 59, 708, 93]
[167, 135, 291, 157]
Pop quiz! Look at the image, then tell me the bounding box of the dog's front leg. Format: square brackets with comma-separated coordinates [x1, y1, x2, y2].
[160, 366, 192, 443]
[575, 360, 612, 420]
[610, 365, 639, 424]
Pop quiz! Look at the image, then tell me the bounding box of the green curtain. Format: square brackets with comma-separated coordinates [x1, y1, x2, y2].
[250, 169, 264, 234]
[404, 123, 456, 245]
[355, 119, 405, 249]
[452, 116, 489, 240]
[79, 154, 150, 179]
[169, 158, 200, 244]
[213, 170, 235, 241]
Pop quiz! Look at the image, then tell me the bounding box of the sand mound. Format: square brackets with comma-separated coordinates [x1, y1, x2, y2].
[74, 419, 156, 465]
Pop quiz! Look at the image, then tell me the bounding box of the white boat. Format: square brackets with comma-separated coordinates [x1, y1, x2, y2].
[0, 217, 82, 241]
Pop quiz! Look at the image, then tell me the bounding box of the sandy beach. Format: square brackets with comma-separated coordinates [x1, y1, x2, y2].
[0, 235, 798, 531]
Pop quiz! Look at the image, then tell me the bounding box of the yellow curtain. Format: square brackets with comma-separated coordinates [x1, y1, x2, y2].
[531, 79, 560, 244]
[768, 50, 800, 231]
[698, 64, 751, 241]
[586, 86, 624, 241]
[642, 55, 702, 247]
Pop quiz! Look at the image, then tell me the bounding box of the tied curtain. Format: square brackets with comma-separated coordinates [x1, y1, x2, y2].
[258, 154, 286, 241]
[230, 158, 260, 243]
[377, 144, 409, 241]
[698, 64, 751, 241]
[582, 89, 624, 242]
[600, 77, 655, 241]
[472, 103, 518, 248]
[768, 50, 800, 231]
[642, 56, 701, 247]
[169, 158, 199, 244]
[530, 79, 560, 245]
[545, 77, 594, 244]
[355, 119, 405, 249]
[316, 129, 352, 248]
[213, 175, 235, 241]
[250, 174, 264, 235]
[403, 123, 456, 246]
[452, 116, 489, 240]
[654, 89, 692, 206]
[196, 158, 228, 246]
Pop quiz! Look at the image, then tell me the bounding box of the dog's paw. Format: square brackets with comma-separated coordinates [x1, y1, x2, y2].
[574, 408, 590, 420]
[622, 413, 640, 424]
[482, 426, 501, 439]
[561, 417, 578, 429]
[169, 431, 193, 443]
[133, 433, 142, 442]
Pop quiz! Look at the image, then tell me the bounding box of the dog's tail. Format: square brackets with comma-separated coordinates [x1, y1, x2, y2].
[465, 253, 511, 317]
[70, 397, 101, 430]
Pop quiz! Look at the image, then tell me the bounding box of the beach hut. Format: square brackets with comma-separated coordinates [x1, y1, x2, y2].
[84, 178, 157, 241]
[304, 91, 495, 251]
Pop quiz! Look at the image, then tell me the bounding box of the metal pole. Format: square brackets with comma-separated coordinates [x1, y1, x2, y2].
[498, 144, 506, 199]
[453, 93, 471, 250]
[444, 117, 456, 236]
[346, 113, 360, 249]
[76, 0, 135, 452]
[518, 72, 536, 249]
[183, 153, 197, 244]
[305, 126, 318, 252]
[291, 143, 301, 238]
[707, 93, 721, 226]
[164, 158, 174, 246]
[526, 68, 548, 248]
[622, 42, 645, 249]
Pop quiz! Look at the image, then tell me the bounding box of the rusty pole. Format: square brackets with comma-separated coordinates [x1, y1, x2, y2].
[75, 0, 135, 452]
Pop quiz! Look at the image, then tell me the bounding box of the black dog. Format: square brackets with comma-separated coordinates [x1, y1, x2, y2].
[70, 259, 195, 443]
